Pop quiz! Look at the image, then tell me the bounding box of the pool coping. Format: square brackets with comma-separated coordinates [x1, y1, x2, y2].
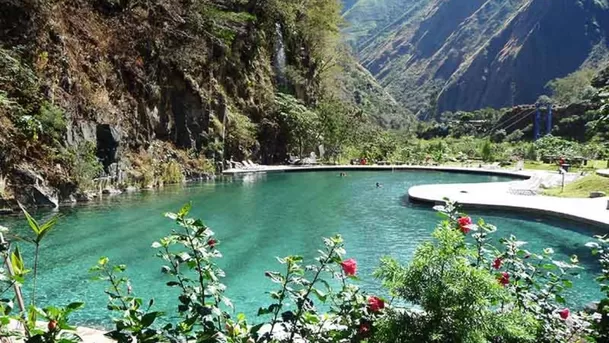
[408, 180, 609, 229]
[224, 165, 609, 229]
[223, 165, 531, 180]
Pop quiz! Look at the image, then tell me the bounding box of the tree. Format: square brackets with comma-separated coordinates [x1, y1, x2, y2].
[491, 129, 507, 143]
[546, 69, 596, 105]
[481, 140, 494, 162]
[274, 93, 320, 157]
[316, 97, 359, 161]
[225, 111, 258, 160]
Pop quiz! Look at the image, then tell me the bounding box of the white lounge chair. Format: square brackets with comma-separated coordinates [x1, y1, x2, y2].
[242, 161, 259, 170]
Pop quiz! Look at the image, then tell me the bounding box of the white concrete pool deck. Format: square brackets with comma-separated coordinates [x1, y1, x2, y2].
[408, 179, 609, 228]
[224, 165, 609, 228]
[223, 164, 530, 178]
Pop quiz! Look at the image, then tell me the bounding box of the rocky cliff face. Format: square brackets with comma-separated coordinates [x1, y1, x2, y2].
[0, 0, 351, 208]
[344, 0, 609, 115]
[0, 0, 402, 209]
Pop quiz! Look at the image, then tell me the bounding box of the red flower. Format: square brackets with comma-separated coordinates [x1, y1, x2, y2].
[498, 272, 510, 286]
[48, 320, 58, 331]
[358, 321, 371, 335]
[458, 217, 473, 234]
[559, 308, 570, 320]
[492, 258, 503, 270]
[208, 239, 217, 249]
[368, 296, 385, 312]
[340, 258, 357, 276]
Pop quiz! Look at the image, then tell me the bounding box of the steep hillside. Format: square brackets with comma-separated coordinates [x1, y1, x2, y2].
[344, 0, 609, 116]
[0, 0, 355, 207]
[336, 55, 415, 128]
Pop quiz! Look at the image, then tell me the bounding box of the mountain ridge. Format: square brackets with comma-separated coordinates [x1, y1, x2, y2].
[343, 0, 609, 116]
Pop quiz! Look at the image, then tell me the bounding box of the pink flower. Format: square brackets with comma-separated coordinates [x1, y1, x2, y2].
[498, 272, 510, 286]
[458, 217, 473, 234]
[367, 296, 385, 312]
[559, 308, 570, 320]
[340, 258, 357, 276]
[492, 258, 503, 270]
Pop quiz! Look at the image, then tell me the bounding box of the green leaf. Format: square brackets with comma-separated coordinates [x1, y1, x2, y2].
[10, 246, 26, 277]
[66, 302, 85, 311]
[35, 214, 58, 244]
[311, 288, 327, 302]
[302, 312, 320, 324]
[177, 203, 192, 218]
[19, 203, 40, 235]
[542, 264, 557, 271]
[257, 304, 279, 316]
[98, 257, 109, 266]
[140, 311, 161, 327]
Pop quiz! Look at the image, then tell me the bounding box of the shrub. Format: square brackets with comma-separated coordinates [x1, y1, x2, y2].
[373, 201, 592, 343]
[160, 160, 184, 184]
[491, 129, 507, 143]
[481, 140, 495, 162]
[506, 129, 524, 142]
[37, 101, 66, 145]
[58, 141, 104, 190]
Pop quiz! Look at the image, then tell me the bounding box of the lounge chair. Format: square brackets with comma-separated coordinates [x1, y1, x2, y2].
[242, 161, 260, 170]
[489, 162, 501, 170]
[248, 159, 260, 167]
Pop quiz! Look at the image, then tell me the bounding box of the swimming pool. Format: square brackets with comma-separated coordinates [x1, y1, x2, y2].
[1, 171, 603, 326]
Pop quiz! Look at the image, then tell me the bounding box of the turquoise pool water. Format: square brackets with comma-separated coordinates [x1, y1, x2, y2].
[1, 171, 605, 327]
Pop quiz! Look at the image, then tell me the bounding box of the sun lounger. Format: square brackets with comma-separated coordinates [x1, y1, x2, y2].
[242, 161, 261, 170]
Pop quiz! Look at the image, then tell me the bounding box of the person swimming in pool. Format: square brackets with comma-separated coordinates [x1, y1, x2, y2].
[376, 182, 382, 188]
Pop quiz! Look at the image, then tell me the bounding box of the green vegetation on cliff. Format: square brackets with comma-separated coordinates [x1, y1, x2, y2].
[1, 0, 402, 205]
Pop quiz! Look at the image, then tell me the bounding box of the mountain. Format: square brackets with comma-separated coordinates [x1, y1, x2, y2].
[336, 55, 415, 128]
[344, 0, 609, 117]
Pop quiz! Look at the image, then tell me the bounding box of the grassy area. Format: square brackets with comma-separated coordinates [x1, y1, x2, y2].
[525, 160, 608, 172]
[542, 174, 609, 198]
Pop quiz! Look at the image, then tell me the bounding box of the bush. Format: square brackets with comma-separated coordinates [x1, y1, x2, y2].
[491, 129, 507, 143]
[37, 101, 66, 145]
[58, 141, 104, 190]
[373, 201, 592, 343]
[506, 129, 524, 142]
[160, 160, 184, 184]
[481, 140, 494, 162]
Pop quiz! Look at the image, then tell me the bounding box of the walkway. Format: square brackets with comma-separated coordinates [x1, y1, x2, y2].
[408, 177, 609, 228]
[223, 164, 530, 179]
